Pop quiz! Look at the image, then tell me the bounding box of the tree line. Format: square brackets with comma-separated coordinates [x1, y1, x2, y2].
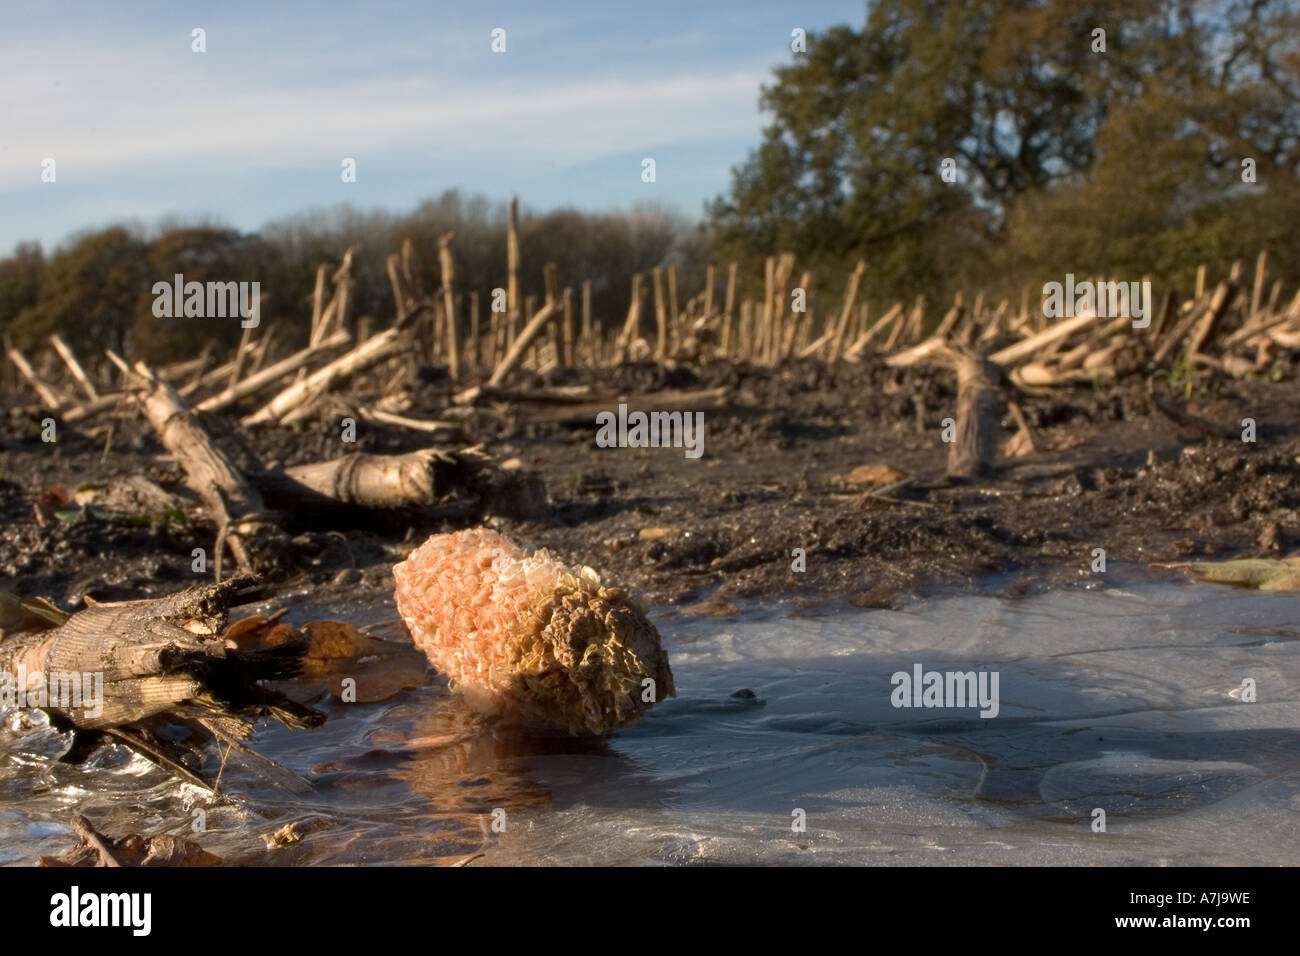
[0, 193, 706, 364]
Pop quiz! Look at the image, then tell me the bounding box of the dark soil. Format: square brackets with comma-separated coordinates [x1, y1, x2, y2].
[4, 355, 1300, 611]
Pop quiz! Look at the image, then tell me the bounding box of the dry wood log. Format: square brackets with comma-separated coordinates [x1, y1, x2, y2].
[386, 252, 410, 319]
[948, 351, 1001, 479]
[243, 316, 417, 425]
[484, 299, 560, 389]
[782, 270, 813, 359]
[195, 328, 351, 414]
[1009, 363, 1100, 387]
[7, 347, 66, 408]
[724, 262, 738, 330]
[614, 273, 644, 364]
[989, 312, 1100, 367]
[108, 353, 282, 576]
[176, 340, 258, 398]
[0, 576, 321, 790]
[580, 280, 593, 364]
[438, 232, 460, 379]
[667, 264, 681, 351]
[562, 286, 575, 366]
[1082, 339, 1127, 372]
[354, 406, 462, 435]
[932, 294, 965, 340]
[828, 260, 866, 360]
[1053, 314, 1134, 370]
[1268, 328, 1300, 348]
[768, 253, 796, 364]
[309, 263, 329, 340]
[156, 344, 216, 383]
[1225, 289, 1300, 347]
[738, 300, 753, 359]
[248, 448, 547, 521]
[64, 392, 126, 424]
[904, 295, 926, 344]
[1004, 401, 1037, 457]
[1152, 298, 1207, 365]
[246, 321, 279, 378]
[652, 266, 668, 360]
[887, 342, 999, 478]
[328, 247, 357, 338]
[846, 303, 905, 360]
[1148, 288, 1178, 342]
[49, 335, 99, 401]
[221, 323, 254, 397]
[1185, 280, 1239, 358]
[797, 327, 835, 359]
[977, 300, 1009, 344]
[1249, 251, 1267, 324]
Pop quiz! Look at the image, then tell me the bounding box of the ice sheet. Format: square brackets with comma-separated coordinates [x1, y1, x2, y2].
[3, 575, 1298, 865]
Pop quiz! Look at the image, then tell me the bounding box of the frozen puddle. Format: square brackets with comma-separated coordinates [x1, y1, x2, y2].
[3, 576, 1299, 865]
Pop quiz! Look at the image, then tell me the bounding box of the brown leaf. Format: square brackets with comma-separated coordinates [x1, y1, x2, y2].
[0, 589, 70, 635]
[222, 609, 294, 650]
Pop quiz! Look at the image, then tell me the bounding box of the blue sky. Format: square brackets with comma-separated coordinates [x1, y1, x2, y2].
[0, 0, 868, 254]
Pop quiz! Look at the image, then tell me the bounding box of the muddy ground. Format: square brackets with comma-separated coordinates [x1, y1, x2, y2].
[3, 354, 1299, 611]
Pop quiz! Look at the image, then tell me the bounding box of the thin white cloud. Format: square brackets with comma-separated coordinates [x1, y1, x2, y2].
[0, 31, 766, 187]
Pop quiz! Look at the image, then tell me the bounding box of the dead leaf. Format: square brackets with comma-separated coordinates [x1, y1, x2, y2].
[0, 589, 70, 634]
[222, 611, 291, 649]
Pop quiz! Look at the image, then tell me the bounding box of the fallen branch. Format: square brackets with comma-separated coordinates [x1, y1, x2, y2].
[243, 317, 416, 426]
[49, 335, 100, 401]
[248, 448, 548, 521]
[7, 347, 66, 408]
[108, 352, 281, 576]
[196, 328, 351, 414]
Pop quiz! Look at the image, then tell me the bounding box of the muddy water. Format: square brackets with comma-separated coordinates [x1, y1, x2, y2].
[3, 569, 1299, 865]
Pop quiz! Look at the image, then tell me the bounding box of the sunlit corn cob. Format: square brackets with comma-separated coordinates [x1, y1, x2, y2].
[393, 529, 674, 734]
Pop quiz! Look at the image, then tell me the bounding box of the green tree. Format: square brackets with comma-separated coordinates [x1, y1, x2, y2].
[709, 0, 1300, 304]
[0, 242, 45, 338]
[9, 227, 147, 355]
